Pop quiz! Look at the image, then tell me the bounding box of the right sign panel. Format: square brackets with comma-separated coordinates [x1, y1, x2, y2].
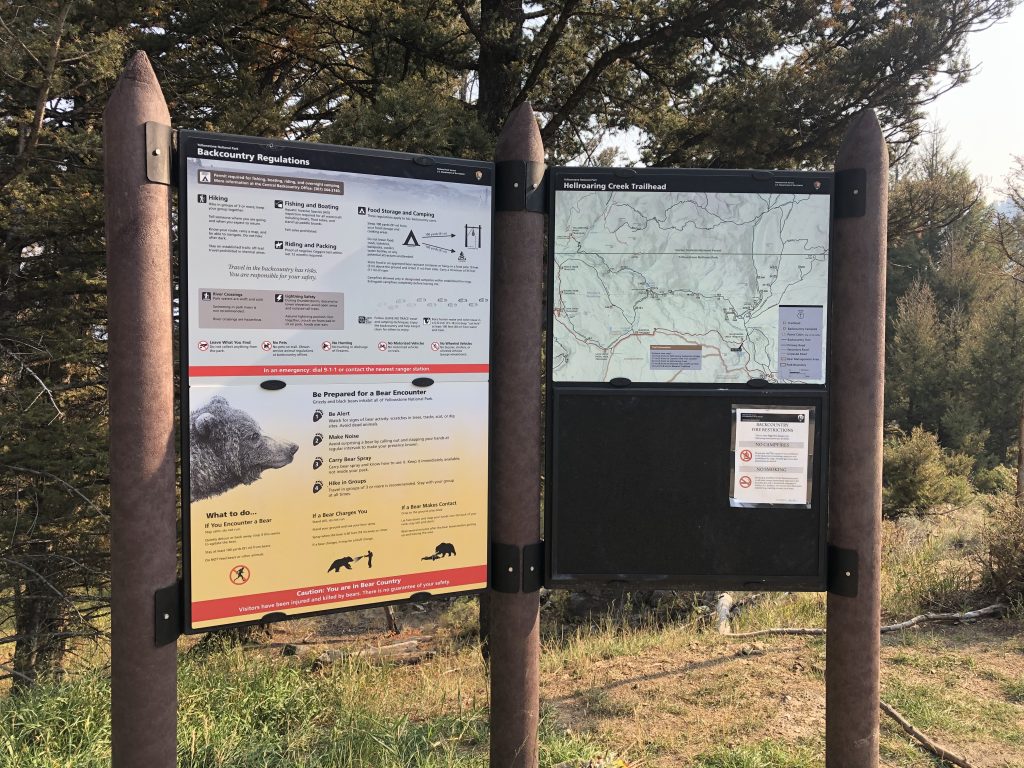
[546, 167, 832, 591]
[551, 169, 831, 384]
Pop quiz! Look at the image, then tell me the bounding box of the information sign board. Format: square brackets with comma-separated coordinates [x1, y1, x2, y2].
[179, 131, 492, 631]
[546, 167, 833, 590]
[551, 169, 831, 384]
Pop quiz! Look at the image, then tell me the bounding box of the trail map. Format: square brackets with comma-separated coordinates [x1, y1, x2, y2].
[552, 186, 830, 384]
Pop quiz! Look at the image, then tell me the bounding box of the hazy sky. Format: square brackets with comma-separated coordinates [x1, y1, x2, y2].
[926, 5, 1024, 194]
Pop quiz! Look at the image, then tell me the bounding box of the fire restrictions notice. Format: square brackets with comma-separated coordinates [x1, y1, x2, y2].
[179, 132, 492, 631]
[730, 405, 814, 508]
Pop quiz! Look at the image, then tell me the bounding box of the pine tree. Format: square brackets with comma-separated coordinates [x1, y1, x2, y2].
[0, 0, 1016, 683]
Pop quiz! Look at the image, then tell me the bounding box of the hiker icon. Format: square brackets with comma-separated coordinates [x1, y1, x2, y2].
[230, 564, 251, 585]
[327, 550, 375, 573]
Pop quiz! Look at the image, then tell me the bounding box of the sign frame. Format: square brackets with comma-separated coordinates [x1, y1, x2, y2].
[178, 130, 495, 634]
[544, 166, 834, 591]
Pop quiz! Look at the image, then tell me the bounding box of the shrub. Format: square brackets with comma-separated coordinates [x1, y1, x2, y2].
[882, 426, 974, 518]
[435, 597, 481, 650]
[974, 464, 1017, 495]
[979, 493, 1024, 602]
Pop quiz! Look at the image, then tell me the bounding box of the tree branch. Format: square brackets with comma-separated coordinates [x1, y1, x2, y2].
[0, 0, 72, 190]
[453, 0, 481, 42]
[541, 0, 748, 142]
[725, 603, 1006, 639]
[513, 0, 579, 108]
[0, 340, 65, 421]
[880, 700, 976, 768]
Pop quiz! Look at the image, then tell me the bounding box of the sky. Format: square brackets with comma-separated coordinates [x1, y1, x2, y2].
[926, 5, 1024, 196]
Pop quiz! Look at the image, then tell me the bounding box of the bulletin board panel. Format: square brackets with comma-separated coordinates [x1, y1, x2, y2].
[546, 388, 829, 590]
[178, 130, 494, 632]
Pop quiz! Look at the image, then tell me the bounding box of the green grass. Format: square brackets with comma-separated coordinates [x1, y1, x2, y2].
[0, 670, 111, 768]
[880, 511, 982, 619]
[1001, 676, 1024, 703]
[0, 647, 614, 768]
[881, 677, 1024, 747]
[3, 502, 1022, 767]
[689, 740, 818, 768]
[728, 592, 826, 633]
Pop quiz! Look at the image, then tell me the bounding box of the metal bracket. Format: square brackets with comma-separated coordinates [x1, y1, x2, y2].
[522, 541, 544, 592]
[494, 161, 547, 213]
[145, 122, 174, 185]
[834, 167, 866, 219]
[491, 541, 519, 592]
[827, 544, 859, 598]
[490, 540, 544, 593]
[154, 580, 183, 646]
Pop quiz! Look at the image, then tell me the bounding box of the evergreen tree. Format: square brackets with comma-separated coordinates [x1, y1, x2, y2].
[0, 0, 1017, 683]
[0, 1, 139, 685]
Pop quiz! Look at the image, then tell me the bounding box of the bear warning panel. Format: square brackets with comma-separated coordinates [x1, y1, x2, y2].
[179, 131, 492, 632]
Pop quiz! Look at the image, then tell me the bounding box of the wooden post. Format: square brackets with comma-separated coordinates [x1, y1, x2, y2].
[104, 52, 177, 768]
[488, 102, 545, 768]
[825, 108, 888, 767]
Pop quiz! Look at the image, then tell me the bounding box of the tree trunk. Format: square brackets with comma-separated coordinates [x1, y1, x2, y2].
[477, 0, 525, 134]
[11, 540, 68, 690]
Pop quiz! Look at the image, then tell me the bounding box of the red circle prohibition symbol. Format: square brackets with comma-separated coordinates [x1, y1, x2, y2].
[739, 449, 753, 462]
[229, 564, 251, 585]
[738, 475, 753, 489]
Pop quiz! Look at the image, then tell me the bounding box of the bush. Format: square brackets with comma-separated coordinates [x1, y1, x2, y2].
[974, 464, 1017, 495]
[435, 597, 481, 650]
[882, 426, 974, 518]
[979, 494, 1024, 602]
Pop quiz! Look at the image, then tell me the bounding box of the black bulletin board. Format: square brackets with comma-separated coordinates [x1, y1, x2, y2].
[545, 167, 833, 590]
[548, 388, 828, 589]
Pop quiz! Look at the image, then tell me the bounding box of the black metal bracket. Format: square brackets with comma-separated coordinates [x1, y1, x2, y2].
[827, 544, 858, 598]
[145, 122, 175, 186]
[494, 161, 547, 213]
[490, 540, 544, 593]
[834, 167, 866, 219]
[154, 580, 183, 646]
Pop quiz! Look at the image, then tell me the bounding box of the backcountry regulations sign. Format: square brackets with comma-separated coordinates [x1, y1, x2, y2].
[550, 168, 831, 384]
[730, 405, 814, 508]
[179, 131, 492, 631]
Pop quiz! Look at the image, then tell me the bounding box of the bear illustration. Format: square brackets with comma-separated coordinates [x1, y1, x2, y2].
[327, 556, 354, 572]
[433, 542, 456, 558]
[189, 396, 299, 501]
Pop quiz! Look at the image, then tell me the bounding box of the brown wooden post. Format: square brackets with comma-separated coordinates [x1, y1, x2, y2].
[825, 108, 888, 767]
[104, 51, 177, 768]
[488, 102, 545, 768]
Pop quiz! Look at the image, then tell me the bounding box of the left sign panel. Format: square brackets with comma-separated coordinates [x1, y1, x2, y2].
[179, 132, 493, 631]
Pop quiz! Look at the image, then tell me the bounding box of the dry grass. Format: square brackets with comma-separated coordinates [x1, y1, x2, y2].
[3, 505, 1023, 766]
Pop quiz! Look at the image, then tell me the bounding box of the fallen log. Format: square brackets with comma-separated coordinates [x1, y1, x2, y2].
[716, 593, 734, 635]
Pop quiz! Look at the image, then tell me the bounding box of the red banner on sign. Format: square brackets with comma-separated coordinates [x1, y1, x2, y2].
[188, 363, 489, 377]
[191, 564, 487, 623]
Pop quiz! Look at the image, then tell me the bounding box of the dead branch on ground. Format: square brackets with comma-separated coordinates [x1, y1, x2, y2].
[880, 700, 975, 768]
[724, 603, 1006, 639]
